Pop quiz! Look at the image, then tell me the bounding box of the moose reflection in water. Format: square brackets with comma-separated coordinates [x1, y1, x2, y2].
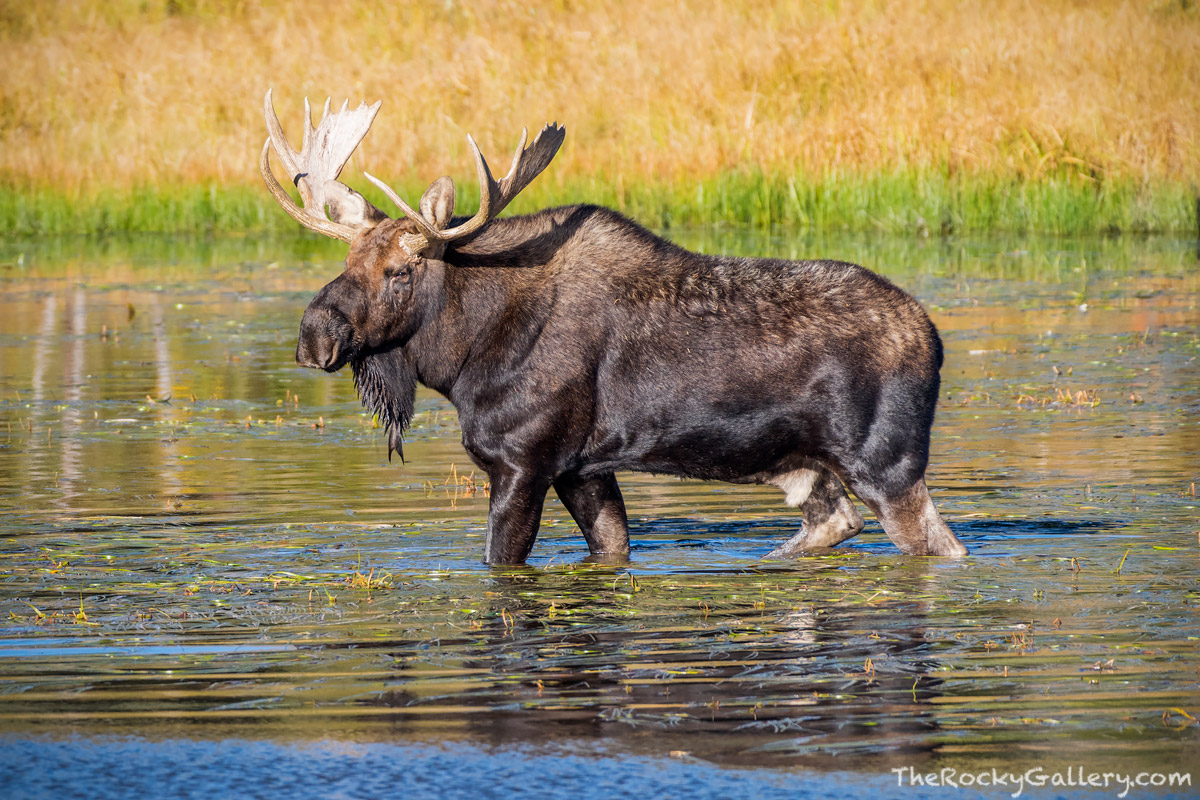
[357, 562, 951, 768]
[260, 91, 968, 564]
[1, 226, 1197, 779]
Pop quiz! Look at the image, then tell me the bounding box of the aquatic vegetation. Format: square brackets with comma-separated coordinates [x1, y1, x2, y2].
[0, 232, 1196, 777]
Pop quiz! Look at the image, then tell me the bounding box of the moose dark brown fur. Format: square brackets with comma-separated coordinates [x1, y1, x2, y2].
[261, 91, 968, 564]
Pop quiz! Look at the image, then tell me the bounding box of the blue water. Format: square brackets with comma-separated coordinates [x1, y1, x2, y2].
[6, 735, 1190, 800]
[1, 233, 1198, 798]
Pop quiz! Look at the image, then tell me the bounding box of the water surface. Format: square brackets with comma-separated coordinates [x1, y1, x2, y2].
[0, 232, 1196, 797]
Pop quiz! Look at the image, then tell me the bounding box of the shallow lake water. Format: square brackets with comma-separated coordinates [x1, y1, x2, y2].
[0, 231, 1196, 798]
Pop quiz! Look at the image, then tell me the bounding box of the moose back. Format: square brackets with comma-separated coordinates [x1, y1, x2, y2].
[260, 91, 968, 564]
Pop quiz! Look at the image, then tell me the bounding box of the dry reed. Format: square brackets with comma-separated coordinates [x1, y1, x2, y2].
[1, 0, 1196, 230]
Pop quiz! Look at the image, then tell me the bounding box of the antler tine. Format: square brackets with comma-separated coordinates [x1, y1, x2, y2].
[300, 97, 311, 175]
[260, 89, 383, 242]
[362, 171, 444, 242]
[501, 128, 529, 185]
[362, 131, 501, 245]
[264, 89, 301, 181]
[441, 133, 499, 240]
[436, 122, 566, 242]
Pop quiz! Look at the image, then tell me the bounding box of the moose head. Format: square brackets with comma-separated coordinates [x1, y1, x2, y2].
[260, 90, 564, 458]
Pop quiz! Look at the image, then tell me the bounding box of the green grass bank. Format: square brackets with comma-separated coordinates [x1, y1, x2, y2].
[2, 171, 1195, 238]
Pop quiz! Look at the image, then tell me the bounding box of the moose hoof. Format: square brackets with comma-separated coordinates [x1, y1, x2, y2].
[765, 518, 864, 559]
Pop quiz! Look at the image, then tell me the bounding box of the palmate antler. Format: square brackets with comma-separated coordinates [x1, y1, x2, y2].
[260, 89, 565, 249]
[260, 89, 386, 243]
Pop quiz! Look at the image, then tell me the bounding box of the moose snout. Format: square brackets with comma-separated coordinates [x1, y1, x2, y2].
[296, 306, 354, 372]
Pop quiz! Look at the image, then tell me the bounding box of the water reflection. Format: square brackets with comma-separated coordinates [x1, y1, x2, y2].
[389, 564, 955, 769]
[0, 233, 1196, 777]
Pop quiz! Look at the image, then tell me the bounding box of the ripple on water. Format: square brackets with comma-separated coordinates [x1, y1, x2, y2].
[0, 234, 1197, 784]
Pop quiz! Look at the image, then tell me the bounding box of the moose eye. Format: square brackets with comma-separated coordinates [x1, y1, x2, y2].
[387, 268, 411, 295]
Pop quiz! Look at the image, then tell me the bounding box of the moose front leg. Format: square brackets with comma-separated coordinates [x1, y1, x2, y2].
[484, 467, 551, 565]
[553, 472, 630, 557]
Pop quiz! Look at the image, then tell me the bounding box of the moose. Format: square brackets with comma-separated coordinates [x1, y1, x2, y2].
[260, 90, 968, 564]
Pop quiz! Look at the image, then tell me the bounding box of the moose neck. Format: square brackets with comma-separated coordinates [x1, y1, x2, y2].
[396, 207, 586, 399]
[399, 250, 539, 399]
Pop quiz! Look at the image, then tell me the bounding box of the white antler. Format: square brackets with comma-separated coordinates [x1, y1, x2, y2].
[260, 89, 384, 242]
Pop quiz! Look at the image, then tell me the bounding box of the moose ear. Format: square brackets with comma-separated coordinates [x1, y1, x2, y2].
[419, 176, 456, 231]
[324, 181, 389, 230]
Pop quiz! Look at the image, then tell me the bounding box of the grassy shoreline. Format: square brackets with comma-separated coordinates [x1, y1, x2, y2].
[2, 172, 1194, 237]
[3, 3, 1195, 238]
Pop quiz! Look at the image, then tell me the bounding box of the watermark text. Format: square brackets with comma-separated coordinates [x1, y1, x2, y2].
[891, 766, 1191, 798]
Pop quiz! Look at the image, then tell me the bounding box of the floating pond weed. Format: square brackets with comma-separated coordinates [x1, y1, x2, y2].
[0, 233, 1195, 777]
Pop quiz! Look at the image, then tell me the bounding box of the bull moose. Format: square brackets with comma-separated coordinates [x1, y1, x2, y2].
[259, 90, 968, 564]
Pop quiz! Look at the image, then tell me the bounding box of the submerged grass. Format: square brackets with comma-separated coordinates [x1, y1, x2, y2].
[3, 171, 1193, 236]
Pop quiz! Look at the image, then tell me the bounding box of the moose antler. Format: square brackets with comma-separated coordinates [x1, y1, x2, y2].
[261, 89, 565, 248]
[364, 123, 567, 246]
[260, 89, 384, 243]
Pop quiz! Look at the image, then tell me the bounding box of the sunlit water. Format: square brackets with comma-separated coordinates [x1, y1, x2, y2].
[0, 232, 1196, 798]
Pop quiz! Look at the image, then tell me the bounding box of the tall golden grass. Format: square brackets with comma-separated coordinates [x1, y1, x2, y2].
[1, 0, 1196, 219]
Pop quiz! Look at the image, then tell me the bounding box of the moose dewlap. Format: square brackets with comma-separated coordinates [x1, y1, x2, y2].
[260, 90, 968, 564]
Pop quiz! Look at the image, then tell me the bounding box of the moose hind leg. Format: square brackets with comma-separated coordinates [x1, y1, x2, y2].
[553, 472, 630, 557]
[765, 466, 865, 558]
[857, 477, 967, 557]
[484, 468, 552, 565]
